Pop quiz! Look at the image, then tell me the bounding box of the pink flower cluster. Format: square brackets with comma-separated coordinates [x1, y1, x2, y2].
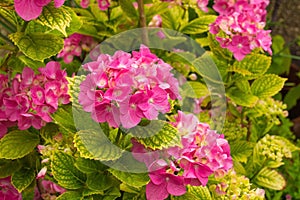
[132, 111, 233, 200]
[0, 177, 22, 200]
[210, 0, 272, 60]
[58, 33, 97, 64]
[34, 180, 66, 199]
[0, 61, 70, 137]
[14, 0, 65, 21]
[79, 45, 180, 129]
[80, 0, 110, 10]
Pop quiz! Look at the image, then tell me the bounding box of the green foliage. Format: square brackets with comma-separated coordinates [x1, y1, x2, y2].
[172, 186, 212, 200]
[284, 84, 300, 110]
[11, 168, 35, 193]
[9, 32, 64, 61]
[51, 104, 77, 135]
[129, 120, 181, 150]
[57, 191, 82, 200]
[251, 74, 286, 98]
[268, 35, 291, 75]
[119, 0, 138, 19]
[74, 130, 123, 161]
[230, 54, 271, 79]
[0, 130, 39, 160]
[180, 15, 216, 34]
[108, 168, 149, 188]
[0, 159, 21, 178]
[181, 81, 209, 99]
[51, 151, 86, 189]
[37, 4, 72, 36]
[254, 167, 286, 190]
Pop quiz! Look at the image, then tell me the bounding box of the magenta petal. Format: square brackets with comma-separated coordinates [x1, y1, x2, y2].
[167, 177, 186, 196]
[54, 0, 65, 7]
[14, 0, 45, 21]
[146, 181, 169, 200]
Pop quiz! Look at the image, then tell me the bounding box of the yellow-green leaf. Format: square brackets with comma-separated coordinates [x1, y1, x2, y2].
[108, 168, 149, 188]
[180, 15, 217, 35]
[74, 130, 123, 161]
[9, 32, 64, 62]
[130, 120, 181, 150]
[37, 4, 72, 36]
[251, 74, 287, 98]
[254, 167, 286, 190]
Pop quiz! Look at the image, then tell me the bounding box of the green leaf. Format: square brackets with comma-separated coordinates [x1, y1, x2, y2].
[51, 104, 77, 135]
[86, 172, 114, 191]
[284, 84, 300, 110]
[251, 74, 287, 98]
[57, 191, 82, 200]
[18, 55, 44, 71]
[173, 186, 212, 200]
[268, 35, 291, 75]
[75, 157, 107, 174]
[181, 81, 209, 99]
[37, 4, 72, 36]
[226, 87, 258, 107]
[230, 141, 254, 163]
[254, 167, 286, 190]
[119, 0, 138, 19]
[192, 52, 224, 85]
[129, 120, 181, 150]
[108, 168, 149, 188]
[146, 2, 169, 21]
[180, 15, 217, 34]
[0, 159, 21, 178]
[51, 151, 86, 189]
[9, 32, 64, 62]
[11, 168, 35, 193]
[74, 130, 123, 161]
[0, 130, 39, 159]
[231, 54, 271, 79]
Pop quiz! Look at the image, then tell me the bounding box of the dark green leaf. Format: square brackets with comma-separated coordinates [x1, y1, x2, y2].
[51, 151, 86, 189]
[0, 130, 39, 159]
[11, 168, 35, 193]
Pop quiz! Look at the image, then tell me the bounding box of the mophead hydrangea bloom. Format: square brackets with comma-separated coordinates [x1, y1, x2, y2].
[132, 111, 233, 200]
[210, 0, 272, 60]
[0, 61, 70, 136]
[78, 45, 181, 129]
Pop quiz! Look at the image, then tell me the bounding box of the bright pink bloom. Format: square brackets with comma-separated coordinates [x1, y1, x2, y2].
[14, 0, 65, 21]
[98, 0, 110, 10]
[0, 177, 22, 200]
[79, 45, 180, 128]
[227, 35, 251, 61]
[197, 0, 209, 12]
[146, 169, 186, 200]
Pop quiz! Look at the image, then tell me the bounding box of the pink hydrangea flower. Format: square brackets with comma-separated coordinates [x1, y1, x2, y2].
[132, 111, 233, 200]
[57, 33, 97, 64]
[14, 0, 65, 21]
[0, 177, 22, 200]
[79, 0, 110, 10]
[79, 45, 181, 128]
[0, 62, 70, 136]
[210, 0, 272, 60]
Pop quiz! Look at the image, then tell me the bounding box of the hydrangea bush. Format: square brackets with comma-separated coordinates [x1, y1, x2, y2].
[0, 0, 299, 199]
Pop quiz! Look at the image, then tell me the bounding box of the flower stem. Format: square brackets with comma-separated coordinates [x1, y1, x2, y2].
[137, 0, 149, 46]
